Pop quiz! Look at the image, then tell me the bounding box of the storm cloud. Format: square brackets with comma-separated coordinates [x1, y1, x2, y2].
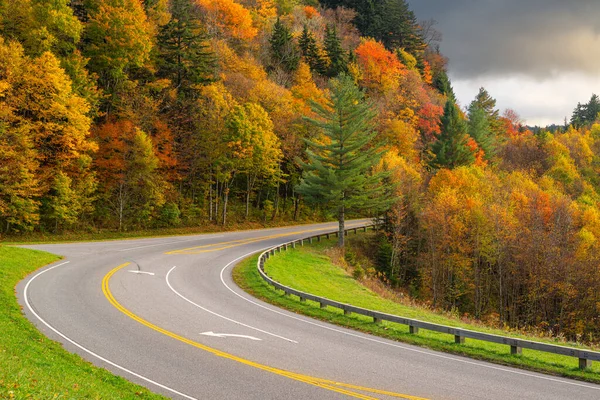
[408, 0, 600, 125]
[409, 0, 600, 79]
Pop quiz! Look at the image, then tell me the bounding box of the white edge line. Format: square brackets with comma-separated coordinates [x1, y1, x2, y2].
[23, 261, 198, 400]
[219, 248, 600, 392]
[166, 265, 298, 344]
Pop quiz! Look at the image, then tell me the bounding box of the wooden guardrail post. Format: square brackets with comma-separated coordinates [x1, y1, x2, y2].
[580, 358, 592, 369]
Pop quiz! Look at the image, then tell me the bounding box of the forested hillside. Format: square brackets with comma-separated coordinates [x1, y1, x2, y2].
[2, 0, 600, 341]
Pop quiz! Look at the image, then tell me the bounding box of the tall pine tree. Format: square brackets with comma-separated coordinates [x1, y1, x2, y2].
[157, 0, 215, 93]
[269, 17, 299, 74]
[298, 25, 327, 75]
[324, 24, 347, 77]
[430, 99, 475, 169]
[297, 74, 391, 247]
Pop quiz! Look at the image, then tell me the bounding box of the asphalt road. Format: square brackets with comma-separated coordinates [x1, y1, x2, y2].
[17, 220, 600, 399]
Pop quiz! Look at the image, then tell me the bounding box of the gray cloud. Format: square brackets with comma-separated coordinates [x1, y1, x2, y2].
[409, 0, 600, 79]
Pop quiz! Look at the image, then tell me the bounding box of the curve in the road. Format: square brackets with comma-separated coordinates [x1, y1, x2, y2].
[18, 221, 600, 400]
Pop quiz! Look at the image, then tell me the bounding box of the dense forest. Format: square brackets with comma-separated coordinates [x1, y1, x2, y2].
[2, 0, 600, 341]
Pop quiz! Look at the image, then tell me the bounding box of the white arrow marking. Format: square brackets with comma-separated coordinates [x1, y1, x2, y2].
[200, 331, 261, 341]
[128, 270, 155, 276]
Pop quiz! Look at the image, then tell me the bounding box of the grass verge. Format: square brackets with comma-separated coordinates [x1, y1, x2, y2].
[233, 238, 600, 384]
[0, 246, 167, 399]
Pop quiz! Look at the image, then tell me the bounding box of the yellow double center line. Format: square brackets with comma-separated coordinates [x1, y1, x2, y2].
[102, 262, 428, 399]
[165, 227, 338, 255]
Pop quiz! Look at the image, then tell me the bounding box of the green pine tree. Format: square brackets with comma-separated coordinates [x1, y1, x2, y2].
[324, 24, 347, 77]
[157, 0, 216, 93]
[298, 25, 327, 75]
[470, 87, 503, 138]
[269, 17, 299, 74]
[430, 99, 475, 169]
[297, 74, 392, 247]
[468, 105, 496, 161]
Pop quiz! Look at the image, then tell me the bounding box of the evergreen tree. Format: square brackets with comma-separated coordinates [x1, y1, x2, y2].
[468, 105, 496, 161]
[569, 94, 600, 128]
[324, 24, 347, 77]
[470, 87, 503, 137]
[157, 0, 215, 93]
[430, 99, 475, 169]
[433, 69, 454, 99]
[570, 102, 586, 128]
[586, 94, 600, 123]
[269, 17, 299, 74]
[297, 74, 391, 247]
[319, 0, 424, 55]
[298, 25, 327, 75]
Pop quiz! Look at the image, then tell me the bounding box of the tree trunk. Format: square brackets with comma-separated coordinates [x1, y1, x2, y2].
[245, 175, 250, 219]
[209, 181, 213, 222]
[222, 186, 229, 226]
[338, 204, 345, 247]
[293, 194, 299, 221]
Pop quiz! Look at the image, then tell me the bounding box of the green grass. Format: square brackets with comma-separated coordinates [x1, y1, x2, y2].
[233, 238, 600, 384]
[0, 246, 167, 399]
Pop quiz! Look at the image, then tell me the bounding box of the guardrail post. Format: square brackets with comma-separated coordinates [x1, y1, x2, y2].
[300, 239, 304, 246]
[344, 309, 352, 316]
[580, 358, 592, 370]
[326, 233, 330, 239]
[455, 335, 465, 344]
[353, 228, 357, 234]
[320, 302, 327, 309]
[373, 317, 382, 325]
[363, 226, 367, 232]
[299, 297, 306, 302]
[292, 241, 296, 249]
[309, 237, 313, 244]
[317, 236, 321, 242]
[510, 345, 522, 355]
[409, 326, 419, 334]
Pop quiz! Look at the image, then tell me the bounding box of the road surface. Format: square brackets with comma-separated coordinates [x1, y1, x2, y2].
[17, 220, 600, 399]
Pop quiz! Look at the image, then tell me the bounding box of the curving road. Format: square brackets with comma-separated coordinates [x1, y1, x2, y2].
[17, 220, 600, 399]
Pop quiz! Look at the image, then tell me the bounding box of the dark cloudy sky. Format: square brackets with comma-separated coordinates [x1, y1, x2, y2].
[409, 0, 600, 126]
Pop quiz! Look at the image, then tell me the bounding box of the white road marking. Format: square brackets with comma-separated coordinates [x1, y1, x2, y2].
[219, 250, 600, 392]
[23, 261, 198, 400]
[117, 235, 224, 252]
[166, 266, 298, 344]
[200, 331, 261, 341]
[128, 270, 155, 276]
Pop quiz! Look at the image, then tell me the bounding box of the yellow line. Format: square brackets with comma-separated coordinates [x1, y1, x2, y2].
[102, 263, 428, 400]
[165, 227, 337, 255]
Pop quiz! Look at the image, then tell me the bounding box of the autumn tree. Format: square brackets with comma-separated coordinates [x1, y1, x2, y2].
[225, 103, 282, 219]
[84, 0, 153, 94]
[93, 121, 166, 230]
[196, 0, 257, 41]
[297, 74, 391, 246]
[355, 38, 405, 93]
[0, 39, 41, 232]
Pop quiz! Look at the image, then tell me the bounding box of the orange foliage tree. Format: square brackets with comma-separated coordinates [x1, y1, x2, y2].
[355, 38, 405, 92]
[196, 0, 258, 41]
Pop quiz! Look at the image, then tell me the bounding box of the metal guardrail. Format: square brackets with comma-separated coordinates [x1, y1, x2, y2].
[257, 224, 600, 370]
